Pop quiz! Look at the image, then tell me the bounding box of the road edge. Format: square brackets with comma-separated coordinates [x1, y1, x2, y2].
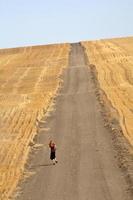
[81, 43, 133, 196]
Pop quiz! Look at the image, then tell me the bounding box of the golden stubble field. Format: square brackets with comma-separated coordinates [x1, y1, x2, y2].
[82, 37, 133, 145]
[0, 43, 70, 199]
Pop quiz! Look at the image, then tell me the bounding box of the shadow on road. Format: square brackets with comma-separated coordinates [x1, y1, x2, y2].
[29, 163, 53, 169]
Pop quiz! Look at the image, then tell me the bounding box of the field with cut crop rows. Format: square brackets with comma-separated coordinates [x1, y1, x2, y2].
[82, 37, 133, 145]
[1, 37, 133, 199]
[0, 43, 70, 199]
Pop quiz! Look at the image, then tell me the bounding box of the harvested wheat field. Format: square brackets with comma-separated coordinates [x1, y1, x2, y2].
[82, 37, 133, 145]
[0, 43, 70, 199]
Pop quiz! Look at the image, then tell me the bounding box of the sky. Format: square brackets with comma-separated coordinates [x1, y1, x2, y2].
[0, 0, 133, 48]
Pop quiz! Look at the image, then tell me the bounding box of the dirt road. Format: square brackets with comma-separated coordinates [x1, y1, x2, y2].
[16, 43, 132, 200]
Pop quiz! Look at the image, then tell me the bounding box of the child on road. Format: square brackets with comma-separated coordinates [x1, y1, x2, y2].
[49, 140, 58, 165]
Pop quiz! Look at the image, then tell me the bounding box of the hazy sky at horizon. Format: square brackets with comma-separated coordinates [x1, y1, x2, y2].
[0, 0, 133, 48]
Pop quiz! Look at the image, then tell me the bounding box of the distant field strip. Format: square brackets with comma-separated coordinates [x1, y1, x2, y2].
[0, 44, 70, 199]
[82, 37, 133, 145]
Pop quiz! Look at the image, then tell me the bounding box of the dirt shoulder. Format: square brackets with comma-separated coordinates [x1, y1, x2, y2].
[87, 60, 133, 196]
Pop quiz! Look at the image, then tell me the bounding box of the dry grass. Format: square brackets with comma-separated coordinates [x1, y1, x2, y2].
[82, 37, 133, 145]
[0, 43, 70, 199]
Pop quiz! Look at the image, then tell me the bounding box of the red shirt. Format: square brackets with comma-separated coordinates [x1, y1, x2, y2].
[49, 143, 56, 152]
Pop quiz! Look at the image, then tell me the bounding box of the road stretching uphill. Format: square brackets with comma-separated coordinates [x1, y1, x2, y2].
[16, 43, 132, 200]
